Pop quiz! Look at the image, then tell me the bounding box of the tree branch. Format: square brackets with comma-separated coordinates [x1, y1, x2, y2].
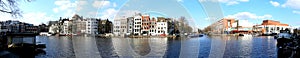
[0, 9, 12, 13]
[0, 0, 32, 18]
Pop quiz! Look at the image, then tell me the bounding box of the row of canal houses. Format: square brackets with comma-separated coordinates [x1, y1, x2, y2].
[0, 20, 46, 33]
[48, 14, 189, 36]
[113, 13, 184, 36]
[48, 14, 113, 35]
[205, 18, 293, 35]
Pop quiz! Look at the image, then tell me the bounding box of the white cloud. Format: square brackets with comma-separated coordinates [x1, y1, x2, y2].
[270, 1, 280, 7]
[76, 1, 88, 11]
[53, 0, 78, 18]
[53, 0, 76, 13]
[100, 8, 118, 20]
[282, 0, 300, 9]
[88, 11, 97, 16]
[0, 13, 16, 21]
[53, 8, 59, 13]
[199, 0, 249, 5]
[113, 3, 117, 7]
[293, 10, 300, 14]
[0, 12, 55, 25]
[226, 12, 272, 20]
[20, 12, 56, 25]
[93, 0, 111, 8]
[226, 1, 239, 5]
[239, 0, 249, 2]
[64, 9, 76, 17]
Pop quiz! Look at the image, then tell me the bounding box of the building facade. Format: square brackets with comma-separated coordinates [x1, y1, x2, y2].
[141, 14, 150, 35]
[156, 17, 168, 35]
[0, 20, 39, 33]
[61, 20, 72, 35]
[254, 20, 290, 35]
[49, 24, 59, 34]
[98, 19, 113, 34]
[71, 14, 86, 34]
[113, 18, 121, 36]
[205, 18, 236, 34]
[85, 18, 99, 34]
[149, 17, 157, 36]
[133, 14, 142, 35]
[120, 17, 128, 36]
[113, 17, 129, 36]
[127, 17, 134, 35]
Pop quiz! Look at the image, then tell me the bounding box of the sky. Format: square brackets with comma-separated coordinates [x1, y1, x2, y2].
[0, 0, 299, 29]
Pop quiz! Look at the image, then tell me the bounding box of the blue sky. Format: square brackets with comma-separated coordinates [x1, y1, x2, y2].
[0, 0, 299, 29]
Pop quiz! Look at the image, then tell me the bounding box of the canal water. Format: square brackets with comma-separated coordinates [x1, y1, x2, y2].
[35, 35, 279, 58]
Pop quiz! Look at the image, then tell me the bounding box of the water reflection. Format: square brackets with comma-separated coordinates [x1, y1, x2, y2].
[34, 35, 280, 58]
[164, 37, 181, 58]
[130, 38, 151, 56]
[198, 36, 211, 57]
[112, 37, 168, 58]
[180, 37, 200, 58]
[95, 37, 118, 58]
[72, 36, 101, 58]
[36, 36, 75, 58]
[222, 36, 253, 58]
[208, 35, 226, 58]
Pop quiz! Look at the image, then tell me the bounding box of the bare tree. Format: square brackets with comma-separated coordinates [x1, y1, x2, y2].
[0, 0, 32, 18]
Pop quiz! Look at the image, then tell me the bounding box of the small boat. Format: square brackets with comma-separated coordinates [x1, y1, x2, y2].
[199, 34, 204, 37]
[39, 32, 52, 36]
[188, 34, 200, 38]
[36, 42, 46, 49]
[238, 34, 252, 36]
[159, 34, 167, 38]
[238, 34, 244, 36]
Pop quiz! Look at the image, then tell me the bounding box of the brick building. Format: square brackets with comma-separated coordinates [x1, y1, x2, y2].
[254, 20, 290, 35]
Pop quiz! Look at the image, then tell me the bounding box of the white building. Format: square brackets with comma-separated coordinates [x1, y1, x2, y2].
[256, 25, 290, 34]
[133, 15, 142, 35]
[254, 20, 291, 35]
[61, 20, 72, 35]
[113, 17, 128, 36]
[113, 18, 121, 36]
[156, 17, 168, 35]
[71, 14, 86, 34]
[49, 24, 59, 34]
[120, 18, 128, 36]
[156, 22, 168, 35]
[85, 18, 99, 34]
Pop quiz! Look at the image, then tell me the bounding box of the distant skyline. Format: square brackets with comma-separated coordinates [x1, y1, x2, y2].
[0, 0, 299, 29]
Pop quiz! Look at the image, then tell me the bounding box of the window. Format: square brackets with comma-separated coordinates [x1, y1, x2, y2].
[266, 27, 269, 32]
